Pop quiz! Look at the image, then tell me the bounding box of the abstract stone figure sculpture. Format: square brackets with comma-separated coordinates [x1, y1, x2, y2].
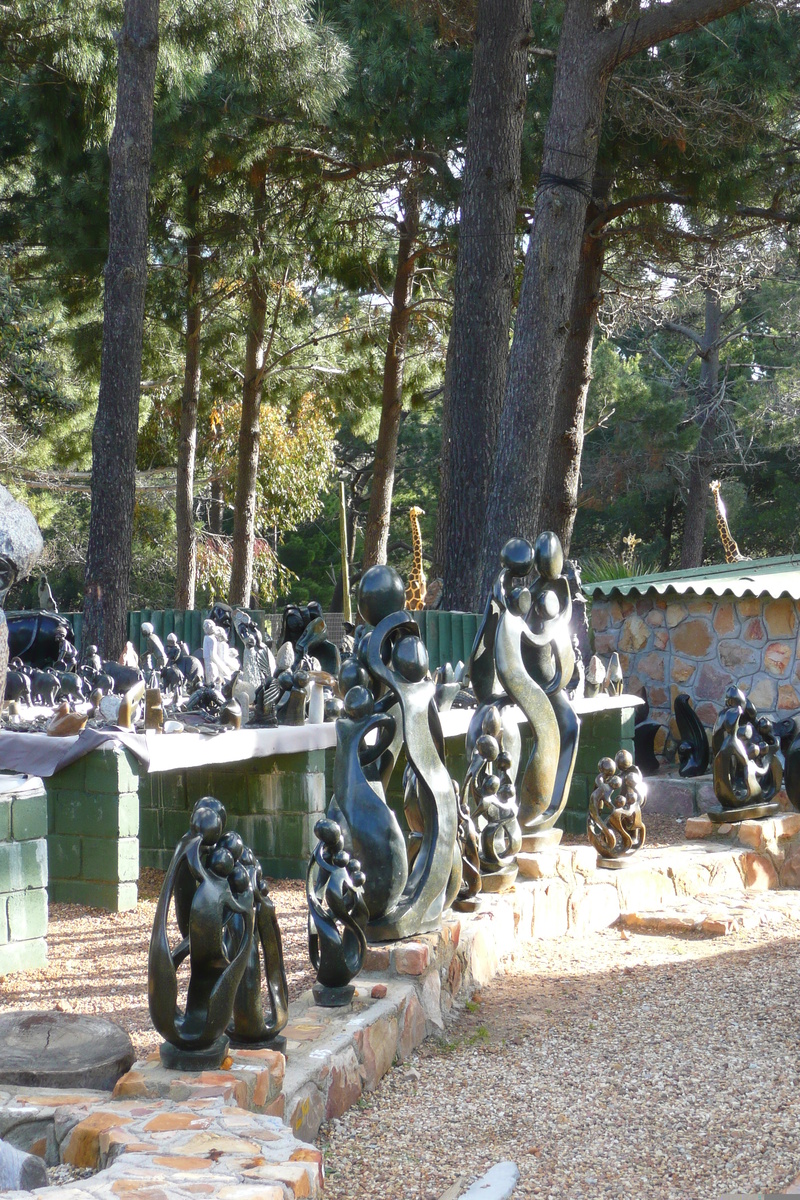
[587, 750, 647, 862]
[783, 726, 800, 812]
[522, 531, 581, 843]
[480, 539, 561, 847]
[712, 688, 782, 821]
[149, 797, 288, 1068]
[327, 683, 407, 920]
[365, 595, 458, 940]
[463, 705, 521, 892]
[307, 818, 368, 1007]
[329, 565, 457, 942]
[675, 693, 710, 778]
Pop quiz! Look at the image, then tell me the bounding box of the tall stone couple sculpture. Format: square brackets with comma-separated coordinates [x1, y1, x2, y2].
[468, 532, 581, 854]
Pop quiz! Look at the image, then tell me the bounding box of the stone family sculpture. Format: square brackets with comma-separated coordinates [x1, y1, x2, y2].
[469, 534, 580, 852]
[149, 797, 288, 1068]
[674, 693, 710, 778]
[328, 565, 458, 942]
[306, 817, 368, 1006]
[587, 750, 647, 861]
[711, 686, 782, 820]
[462, 705, 521, 892]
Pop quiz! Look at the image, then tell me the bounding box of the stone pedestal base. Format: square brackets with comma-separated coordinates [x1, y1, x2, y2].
[521, 828, 562, 853]
[479, 865, 518, 893]
[596, 854, 637, 870]
[312, 982, 354, 1008]
[159, 1034, 229, 1072]
[708, 801, 781, 824]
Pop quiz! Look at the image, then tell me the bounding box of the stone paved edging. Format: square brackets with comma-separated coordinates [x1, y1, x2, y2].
[2, 834, 798, 1197]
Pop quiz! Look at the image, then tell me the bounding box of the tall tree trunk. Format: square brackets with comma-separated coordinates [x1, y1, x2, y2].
[480, 0, 756, 598]
[433, 0, 531, 612]
[228, 267, 268, 607]
[175, 181, 202, 610]
[361, 185, 420, 569]
[680, 287, 722, 568]
[480, 0, 608, 593]
[538, 184, 609, 554]
[83, 0, 159, 659]
[660, 489, 677, 571]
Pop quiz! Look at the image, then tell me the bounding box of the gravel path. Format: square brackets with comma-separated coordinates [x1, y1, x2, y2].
[0, 870, 315, 1058]
[320, 916, 800, 1200]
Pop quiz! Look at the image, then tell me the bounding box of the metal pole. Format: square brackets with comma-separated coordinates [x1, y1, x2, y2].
[339, 481, 352, 624]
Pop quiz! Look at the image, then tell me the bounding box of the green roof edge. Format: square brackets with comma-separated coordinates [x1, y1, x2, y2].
[589, 552, 800, 600]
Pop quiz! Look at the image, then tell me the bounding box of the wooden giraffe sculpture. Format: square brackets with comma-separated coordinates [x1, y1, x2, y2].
[709, 480, 749, 563]
[405, 506, 427, 610]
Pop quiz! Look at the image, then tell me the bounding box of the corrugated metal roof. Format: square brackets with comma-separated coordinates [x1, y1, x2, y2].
[589, 554, 800, 601]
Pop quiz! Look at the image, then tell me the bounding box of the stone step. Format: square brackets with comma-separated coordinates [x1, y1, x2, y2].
[620, 888, 800, 937]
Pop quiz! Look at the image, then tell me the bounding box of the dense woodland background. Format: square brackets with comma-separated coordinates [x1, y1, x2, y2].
[2, 0, 800, 641]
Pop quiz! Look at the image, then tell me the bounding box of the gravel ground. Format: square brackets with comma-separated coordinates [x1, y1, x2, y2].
[562, 812, 686, 849]
[320, 918, 800, 1200]
[0, 869, 315, 1058]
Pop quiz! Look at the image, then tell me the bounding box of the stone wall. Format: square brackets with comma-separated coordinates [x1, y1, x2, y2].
[591, 591, 800, 756]
[0, 780, 48, 974]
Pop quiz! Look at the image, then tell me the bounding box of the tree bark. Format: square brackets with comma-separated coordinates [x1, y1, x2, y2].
[479, 0, 755, 598]
[174, 181, 202, 609]
[209, 477, 224, 534]
[83, 0, 159, 658]
[538, 184, 609, 553]
[361, 184, 420, 569]
[680, 287, 722, 568]
[228, 266, 268, 607]
[433, 0, 531, 612]
[480, 0, 608, 592]
[660, 489, 677, 571]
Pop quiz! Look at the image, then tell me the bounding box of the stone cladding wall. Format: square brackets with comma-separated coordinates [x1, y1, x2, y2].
[0, 782, 48, 974]
[591, 592, 800, 758]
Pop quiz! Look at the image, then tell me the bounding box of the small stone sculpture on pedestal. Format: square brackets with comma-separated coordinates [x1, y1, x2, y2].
[307, 818, 368, 1007]
[463, 705, 521, 892]
[711, 687, 782, 821]
[149, 797, 288, 1069]
[587, 750, 647, 865]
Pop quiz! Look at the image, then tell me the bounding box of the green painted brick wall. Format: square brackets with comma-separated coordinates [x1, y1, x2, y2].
[0, 938, 46, 974]
[0, 784, 48, 976]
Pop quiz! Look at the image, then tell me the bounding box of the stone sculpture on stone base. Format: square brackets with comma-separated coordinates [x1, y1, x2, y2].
[149, 797, 288, 1069]
[587, 750, 647, 865]
[711, 686, 782, 821]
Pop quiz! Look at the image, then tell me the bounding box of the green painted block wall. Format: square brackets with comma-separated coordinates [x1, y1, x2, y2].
[44, 748, 141, 912]
[0, 783, 48, 976]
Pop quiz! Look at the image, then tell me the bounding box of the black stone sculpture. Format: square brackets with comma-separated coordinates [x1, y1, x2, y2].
[328, 565, 458, 943]
[522, 532, 582, 842]
[782, 724, 800, 812]
[587, 750, 647, 862]
[478, 539, 561, 846]
[675, 693, 710, 777]
[463, 705, 521, 892]
[307, 818, 368, 1007]
[149, 797, 288, 1068]
[711, 687, 782, 821]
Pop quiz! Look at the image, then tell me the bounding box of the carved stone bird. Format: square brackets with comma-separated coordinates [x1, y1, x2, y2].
[37, 574, 58, 613]
[46, 702, 88, 737]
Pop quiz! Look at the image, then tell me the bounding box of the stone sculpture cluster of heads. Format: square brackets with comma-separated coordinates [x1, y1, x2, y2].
[587, 750, 647, 861]
[710, 686, 783, 821]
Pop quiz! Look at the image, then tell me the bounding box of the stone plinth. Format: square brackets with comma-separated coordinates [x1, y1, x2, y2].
[0, 776, 47, 975]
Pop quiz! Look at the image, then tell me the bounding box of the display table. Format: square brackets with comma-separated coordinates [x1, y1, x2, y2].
[0, 694, 642, 911]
